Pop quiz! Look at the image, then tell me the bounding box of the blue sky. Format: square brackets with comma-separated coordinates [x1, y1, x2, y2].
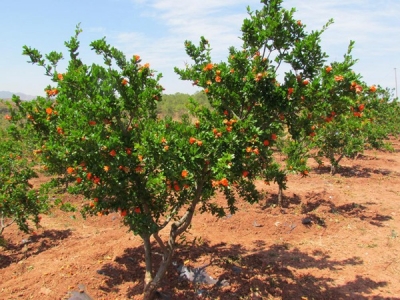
[1, 0, 399, 98]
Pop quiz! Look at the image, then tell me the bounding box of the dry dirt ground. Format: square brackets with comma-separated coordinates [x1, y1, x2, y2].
[1, 137, 400, 300]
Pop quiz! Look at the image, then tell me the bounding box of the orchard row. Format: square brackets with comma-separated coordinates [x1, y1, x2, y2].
[1, 1, 399, 298]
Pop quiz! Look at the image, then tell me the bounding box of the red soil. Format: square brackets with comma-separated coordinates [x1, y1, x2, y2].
[1, 137, 400, 299]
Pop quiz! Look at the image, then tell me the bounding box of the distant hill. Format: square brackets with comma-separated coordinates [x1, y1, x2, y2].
[0, 91, 37, 100]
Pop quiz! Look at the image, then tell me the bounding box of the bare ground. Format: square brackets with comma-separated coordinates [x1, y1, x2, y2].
[1, 137, 400, 300]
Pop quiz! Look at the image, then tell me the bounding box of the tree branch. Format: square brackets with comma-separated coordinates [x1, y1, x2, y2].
[0, 214, 15, 236]
[174, 179, 204, 237]
[153, 232, 167, 255]
[157, 202, 180, 231]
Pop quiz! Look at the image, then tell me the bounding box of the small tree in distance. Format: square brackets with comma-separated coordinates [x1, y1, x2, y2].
[0, 130, 49, 245]
[297, 42, 399, 174]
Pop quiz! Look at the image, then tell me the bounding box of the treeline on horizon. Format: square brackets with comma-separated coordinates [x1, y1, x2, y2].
[156, 91, 210, 118]
[0, 91, 209, 127]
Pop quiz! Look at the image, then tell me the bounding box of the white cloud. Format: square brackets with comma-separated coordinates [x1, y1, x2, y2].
[284, 1, 400, 49]
[283, 0, 400, 91]
[107, 0, 400, 94]
[110, 0, 263, 93]
[87, 26, 107, 33]
[6, 0, 397, 96]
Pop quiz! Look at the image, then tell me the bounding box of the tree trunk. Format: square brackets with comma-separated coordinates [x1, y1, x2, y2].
[141, 226, 185, 299]
[330, 164, 336, 175]
[140, 213, 196, 300]
[141, 181, 204, 299]
[143, 246, 174, 300]
[142, 235, 154, 295]
[330, 154, 344, 175]
[143, 282, 158, 300]
[278, 186, 284, 207]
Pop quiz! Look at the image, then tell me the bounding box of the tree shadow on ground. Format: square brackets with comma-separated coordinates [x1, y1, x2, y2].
[260, 190, 393, 228]
[0, 229, 72, 269]
[96, 246, 146, 295]
[97, 240, 389, 299]
[262, 192, 302, 209]
[299, 191, 393, 227]
[313, 164, 395, 178]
